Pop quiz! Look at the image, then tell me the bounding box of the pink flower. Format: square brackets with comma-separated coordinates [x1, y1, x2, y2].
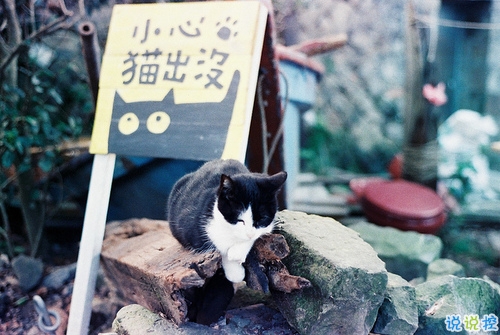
[422, 82, 447, 106]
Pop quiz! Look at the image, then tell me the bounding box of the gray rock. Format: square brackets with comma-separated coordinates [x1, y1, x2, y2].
[42, 263, 77, 290]
[273, 210, 387, 335]
[415, 275, 500, 334]
[0, 254, 9, 270]
[350, 221, 443, 281]
[112, 303, 298, 335]
[113, 304, 218, 335]
[225, 304, 299, 334]
[426, 259, 465, 281]
[0, 292, 9, 317]
[372, 273, 418, 335]
[11, 255, 43, 292]
[482, 276, 500, 294]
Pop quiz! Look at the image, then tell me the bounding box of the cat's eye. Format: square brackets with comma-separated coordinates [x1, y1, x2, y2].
[118, 112, 140, 135]
[237, 219, 245, 225]
[147, 111, 171, 134]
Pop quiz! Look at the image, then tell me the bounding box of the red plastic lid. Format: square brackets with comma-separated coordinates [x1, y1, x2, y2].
[349, 177, 387, 199]
[363, 180, 445, 220]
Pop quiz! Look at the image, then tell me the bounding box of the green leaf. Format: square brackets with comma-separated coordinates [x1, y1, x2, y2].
[1, 151, 15, 168]
[25, 116, 39, 132]
[37, 154, 54, 172]
[48, 88, 63, 105]
[17, 159, 32, 174]
[14, 138, 25, 155]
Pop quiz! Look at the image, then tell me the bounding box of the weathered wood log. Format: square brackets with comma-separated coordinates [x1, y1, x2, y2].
[267, 260, 312, 293]
[252, 233, 290, 261]
[244, 233, 311, 294]
[101, 218, 310, 325]
[101, 219, 221, 325]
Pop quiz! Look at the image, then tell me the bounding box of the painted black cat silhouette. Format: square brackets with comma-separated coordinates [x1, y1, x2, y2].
[108, 70, 240, 160]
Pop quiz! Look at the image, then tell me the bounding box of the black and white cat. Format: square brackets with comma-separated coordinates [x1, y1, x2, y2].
[167, 159, 287, 283]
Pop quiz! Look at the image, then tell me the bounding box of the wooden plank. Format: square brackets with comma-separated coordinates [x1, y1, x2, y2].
[66, 153, 116, 335]
[100, 219, 221, 325]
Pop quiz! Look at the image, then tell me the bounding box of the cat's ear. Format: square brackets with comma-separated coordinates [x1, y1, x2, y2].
[218, 174, 235, 198]
[268, 171, 287, 191]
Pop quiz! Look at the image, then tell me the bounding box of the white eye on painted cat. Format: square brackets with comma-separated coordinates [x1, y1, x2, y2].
[167, 159, 286, 283]
[146, 111, 170, 134]
[118, 112, 139, 135]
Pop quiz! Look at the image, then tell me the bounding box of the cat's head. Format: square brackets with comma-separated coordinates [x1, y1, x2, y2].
[216, 171, 287, 241]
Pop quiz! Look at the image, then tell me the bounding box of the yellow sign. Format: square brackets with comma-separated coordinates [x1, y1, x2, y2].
[89, 1, 268, 161]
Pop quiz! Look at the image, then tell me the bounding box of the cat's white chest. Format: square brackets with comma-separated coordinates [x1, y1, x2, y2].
[205, 201, 273, 282]
[206, 202, 256, 255]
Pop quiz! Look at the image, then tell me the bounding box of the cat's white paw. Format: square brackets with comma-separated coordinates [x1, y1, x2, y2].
[227, 243, 252, 263]
[223, 261, 245, 283]
[227, 248, 245, 263]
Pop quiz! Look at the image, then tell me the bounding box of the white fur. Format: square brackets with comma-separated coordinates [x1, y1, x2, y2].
[205, 200, 274, 283]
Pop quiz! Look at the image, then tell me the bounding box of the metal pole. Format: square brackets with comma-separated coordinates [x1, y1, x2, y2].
[79, 21, 101, 109]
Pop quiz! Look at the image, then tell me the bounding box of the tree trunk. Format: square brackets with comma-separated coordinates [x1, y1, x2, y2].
[17, 169, 45, 257]
[1, 0, 45, 256]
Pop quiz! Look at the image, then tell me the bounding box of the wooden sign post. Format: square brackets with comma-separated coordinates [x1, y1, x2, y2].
[67, 2, 268, 334]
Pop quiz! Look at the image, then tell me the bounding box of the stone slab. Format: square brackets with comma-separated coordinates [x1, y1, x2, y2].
[273, 210, 387, 335]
